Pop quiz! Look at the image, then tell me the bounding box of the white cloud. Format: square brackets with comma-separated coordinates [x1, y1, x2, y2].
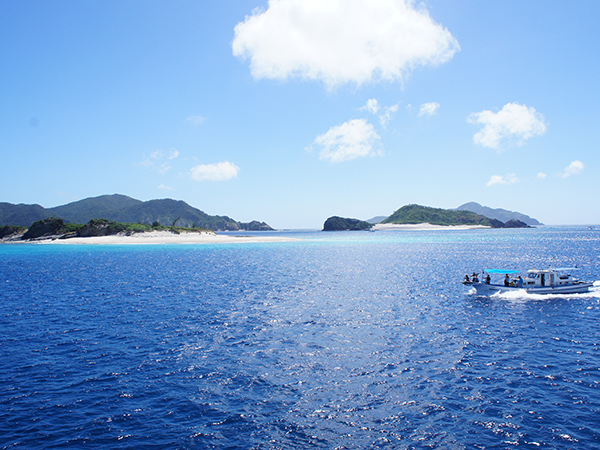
[562, 160, 584, 178]
[312, 118, 381, 163]
[190, 161, 240, 181]
[468, 102, 547, 149]
[232, 0, 460, 88]
[185, 115, 206, 126]
[417, 102, 440, 117]
[537, 172, 547, 180]
[158, 184, 174, 191]
[487, 173, 519, 187]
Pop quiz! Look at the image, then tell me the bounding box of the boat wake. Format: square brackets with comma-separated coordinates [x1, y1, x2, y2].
[492, 283, 600, 301]
[466, 281, 600, 301]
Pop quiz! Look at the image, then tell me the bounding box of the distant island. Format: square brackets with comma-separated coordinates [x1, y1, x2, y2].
[323, 204, 532, 231]
[0, 194, 273, 232]
[455, 202, 542, 226]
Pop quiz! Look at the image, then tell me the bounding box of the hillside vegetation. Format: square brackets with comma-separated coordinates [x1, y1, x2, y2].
[382, 204, 497, 227]
[380, 204, 531, 228]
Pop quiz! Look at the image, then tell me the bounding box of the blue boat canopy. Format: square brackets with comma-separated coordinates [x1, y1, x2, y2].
[485, 269, 520, 274]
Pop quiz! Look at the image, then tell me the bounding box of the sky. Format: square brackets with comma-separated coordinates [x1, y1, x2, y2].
[1, 0, 599, 229]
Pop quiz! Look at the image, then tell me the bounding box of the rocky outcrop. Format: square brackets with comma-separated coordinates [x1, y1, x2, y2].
[21, 217, 65, 240]
[502, 219, 530, 228]
[0, 225, 26, 240]
[76, 219, 121, 237]
[240, 221, 274, 231]
[488, 219, 505, 229]
[323, 216, 374, 231]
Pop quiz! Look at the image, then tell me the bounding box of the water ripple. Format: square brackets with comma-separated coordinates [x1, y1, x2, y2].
[1, 228, 599, 448]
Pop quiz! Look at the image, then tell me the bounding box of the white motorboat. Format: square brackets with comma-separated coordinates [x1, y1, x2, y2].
[463, 268, 593, 295]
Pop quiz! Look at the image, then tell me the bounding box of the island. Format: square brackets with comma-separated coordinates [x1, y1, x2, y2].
[382, 204, 499, 227]
[322, 204, 531, 231]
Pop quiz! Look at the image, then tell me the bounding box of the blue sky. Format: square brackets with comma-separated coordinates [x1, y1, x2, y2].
[2, 1, 599, 228]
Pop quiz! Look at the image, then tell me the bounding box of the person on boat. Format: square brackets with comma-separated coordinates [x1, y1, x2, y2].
[517, 276, 523, 287]
[485, 273, 491, 284]
[472, 272, 479, 283]
[504, 274, 510, 287]
[464, 274, 471, 283]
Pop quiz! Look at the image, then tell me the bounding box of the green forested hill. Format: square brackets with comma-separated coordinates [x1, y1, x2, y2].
[0, 194, 273, 231]
[382, 204, 497, 227]
[49, 194, 143, 224]
[0, 202, 49, 226]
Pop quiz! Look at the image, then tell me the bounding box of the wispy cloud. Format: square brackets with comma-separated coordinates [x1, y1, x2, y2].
[537, 172, 547, 180]
[311, 119, 381, 163]
[232, 0, 460, 88]
[362, 98, 380, 114]
[468, 102, 546, 150]
[190, 161, 240, 181]
[417, 102, 440, 117]
[487, 173, 519, 187]
[562, 160, 584, 178]
[379, 104, 399, 128]
[185, 115, 206, 126]
[140, 148, 180, 172]
[158, 184, 174, 191]
[362, 98, 399, 127]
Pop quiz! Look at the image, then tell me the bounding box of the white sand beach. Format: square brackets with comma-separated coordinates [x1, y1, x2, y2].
[33, 230, 298, 245]
[372, 223, 490, 231]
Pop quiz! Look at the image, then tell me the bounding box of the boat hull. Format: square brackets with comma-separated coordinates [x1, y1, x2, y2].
[465, 281, 593, 296]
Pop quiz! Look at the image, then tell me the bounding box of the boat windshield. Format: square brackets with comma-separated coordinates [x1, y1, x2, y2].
[485, 269, 520, 274]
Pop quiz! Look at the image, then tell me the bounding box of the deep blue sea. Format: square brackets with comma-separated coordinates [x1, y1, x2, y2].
[1, 227, 599, 449]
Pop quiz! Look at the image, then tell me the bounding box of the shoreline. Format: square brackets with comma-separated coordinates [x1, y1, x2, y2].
[372, 223, 491, 231]
[1, 230, 299, 245]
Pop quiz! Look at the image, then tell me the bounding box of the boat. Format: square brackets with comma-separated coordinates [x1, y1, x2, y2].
[463, 267, 593, 295]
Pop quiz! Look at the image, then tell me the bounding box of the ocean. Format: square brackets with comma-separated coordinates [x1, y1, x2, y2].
[1, 227, 599, 449]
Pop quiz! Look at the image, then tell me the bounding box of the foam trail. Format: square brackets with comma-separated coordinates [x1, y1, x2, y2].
[492, 286, 600, 301]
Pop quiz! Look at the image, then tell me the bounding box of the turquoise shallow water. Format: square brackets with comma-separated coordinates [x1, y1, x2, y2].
[1, 227, 599, 449]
